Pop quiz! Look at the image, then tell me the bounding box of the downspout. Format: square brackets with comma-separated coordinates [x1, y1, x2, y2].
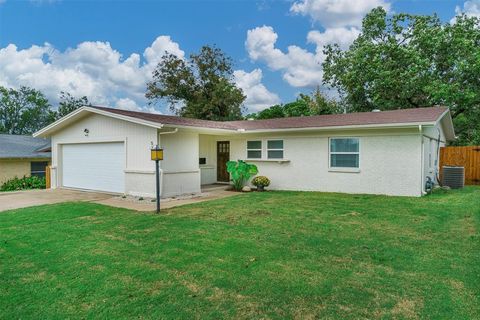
[419, 125, 426, 195]
[156, 128, 179, 198]
[435, 128, 441, 185]
[421, 128, 444, 186]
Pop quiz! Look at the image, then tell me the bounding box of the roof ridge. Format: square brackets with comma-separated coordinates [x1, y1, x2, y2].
[92, 105, 447, 125]
[85, 105, 449, 132]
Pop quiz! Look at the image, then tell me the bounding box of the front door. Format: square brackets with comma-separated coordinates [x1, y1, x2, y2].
[217, 141, 230, 182]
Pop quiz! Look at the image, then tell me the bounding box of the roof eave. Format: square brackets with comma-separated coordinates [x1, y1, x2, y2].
[236, 121, 438, 134]
[435, 109, 456, 142]
[33, 106, 165, 138]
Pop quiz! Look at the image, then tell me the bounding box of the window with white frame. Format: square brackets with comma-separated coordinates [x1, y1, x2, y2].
[267, 140, 284, 159]
[247, 140, 262, 159]
[329, 138, 359, 168]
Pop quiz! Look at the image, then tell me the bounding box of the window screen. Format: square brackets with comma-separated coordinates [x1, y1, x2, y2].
[31, 161, 49, 178]
[267, 140, 284, 159]
[330, 138, 359, 168]
[247, 140, 262, 159]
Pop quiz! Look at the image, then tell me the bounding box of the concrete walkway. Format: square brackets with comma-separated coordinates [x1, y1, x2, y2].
[0, 187, 241, 212]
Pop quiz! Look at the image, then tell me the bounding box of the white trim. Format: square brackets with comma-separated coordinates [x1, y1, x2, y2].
[124, 170, 155, 174]
[171, 121, 440, 133]
[33, 105, 451, 139]
[245, 159, 290, 163]
[163, 170, 200, 174]
[328, 168, 360, 173]
[33, 106, 164, 137]
[434, 109, 456, 141]
[236, 122, 438, 134]
[55, 136, 126, 145]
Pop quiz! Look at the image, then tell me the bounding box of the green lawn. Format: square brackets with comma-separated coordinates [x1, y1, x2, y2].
[0, 188, 479, 319]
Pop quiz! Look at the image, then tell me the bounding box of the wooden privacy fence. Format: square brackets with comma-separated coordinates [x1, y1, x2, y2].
[439, 146, 480, 185]
[45, 165, 51, 189]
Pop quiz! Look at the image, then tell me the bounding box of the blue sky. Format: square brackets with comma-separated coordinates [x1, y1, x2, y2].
[0, 0, 476, 114]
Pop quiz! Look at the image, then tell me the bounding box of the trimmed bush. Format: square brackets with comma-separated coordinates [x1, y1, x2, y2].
[252, 176, 271, 191]
[0, 176, 46, 192]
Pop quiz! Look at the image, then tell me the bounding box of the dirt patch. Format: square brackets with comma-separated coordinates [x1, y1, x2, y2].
[147, 280, 167, 296]
[21, 271, 48, 283]
[342, 211, 362, 216]
[250, 209, 271, 216]
[90, 265, 105, 272]
[391, 298, 422, 319]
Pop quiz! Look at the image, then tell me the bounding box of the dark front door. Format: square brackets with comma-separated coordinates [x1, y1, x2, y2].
[217, 141, 230, 182]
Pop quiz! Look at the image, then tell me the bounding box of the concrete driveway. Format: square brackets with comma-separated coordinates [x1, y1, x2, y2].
[0, 189, 113, 212]
[0, 187, 241, 212]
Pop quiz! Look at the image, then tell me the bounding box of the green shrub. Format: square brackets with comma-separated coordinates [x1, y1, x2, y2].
[226, 160, 258, 191]
[0, 176, 46, 192]
[252, 176, 271, 188]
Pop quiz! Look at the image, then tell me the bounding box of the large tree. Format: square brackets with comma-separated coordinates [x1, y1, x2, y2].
[245, 87, 340, 120]
[56, 91, 90, 119]
[0, 86, 55, 135]
[323, 8, 480, 145]
[146, 45, 246, 121]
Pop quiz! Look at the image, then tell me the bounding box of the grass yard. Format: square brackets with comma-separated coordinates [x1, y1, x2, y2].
[0, 188, 479, 319]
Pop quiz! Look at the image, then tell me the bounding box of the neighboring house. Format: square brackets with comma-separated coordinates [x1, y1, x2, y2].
[33, 106, 455, 197]
[0, 134, 51, 184]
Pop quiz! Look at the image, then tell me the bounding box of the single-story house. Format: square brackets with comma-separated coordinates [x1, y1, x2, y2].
[33, 106, 455, 197]
[0, 134, 51, 184]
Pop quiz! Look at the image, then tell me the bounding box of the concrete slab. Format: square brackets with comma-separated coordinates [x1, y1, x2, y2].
[94, 189, 242, 212]
[0, 188, 113, 212]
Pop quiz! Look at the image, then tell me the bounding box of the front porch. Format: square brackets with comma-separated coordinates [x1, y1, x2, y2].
[199, 134, 236, 186]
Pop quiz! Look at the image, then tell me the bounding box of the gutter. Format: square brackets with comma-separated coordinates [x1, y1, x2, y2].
[156, 128, 179, 198]
[233, 122, 437, 134]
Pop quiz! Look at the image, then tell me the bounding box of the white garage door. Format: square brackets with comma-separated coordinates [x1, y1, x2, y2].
[62, 142, 125, 193]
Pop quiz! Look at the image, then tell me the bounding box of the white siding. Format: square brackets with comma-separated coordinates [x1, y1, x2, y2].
[201, 128, 424, 197]
[50, 113, 157, 197]
[159, 130, 201, 197]
[50, 112, 430, 198]
[422, 124, 447, 191]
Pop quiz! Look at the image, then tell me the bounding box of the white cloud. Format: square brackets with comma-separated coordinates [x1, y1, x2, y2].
[290, 0, 390, 28]
[115, 97, 162, 114]
[452, 1, 480, 23]
[246, 26, 321, 87]
[0, 36, 275, 116]
[233, 68, 280, 112]
[0, 36, 184, 113]
[246, 25, 359, 88]
[307, 27, 361, 51]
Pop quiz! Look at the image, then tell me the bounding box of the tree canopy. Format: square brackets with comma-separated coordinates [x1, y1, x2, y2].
[246, 87, 341, 120]
[0, 87, 91, 135]
[146, 45, 246, 121]
[323, 7, 480, 145]
[0, 86, 55, 135]
[57, 91, 90, 118]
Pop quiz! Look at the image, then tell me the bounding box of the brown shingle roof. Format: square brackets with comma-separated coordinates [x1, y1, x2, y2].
[92, 106, 448, 131]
